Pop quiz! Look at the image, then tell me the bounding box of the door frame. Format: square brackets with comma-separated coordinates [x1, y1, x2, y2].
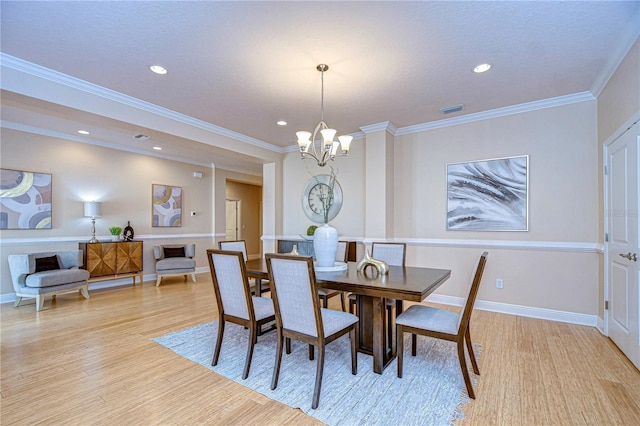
[603, 111, 640, 337]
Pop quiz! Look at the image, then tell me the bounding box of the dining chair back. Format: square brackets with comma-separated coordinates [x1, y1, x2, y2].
[219, 240, 248, 261]
[335, 241, 348, 262]
[219, 240, 271, 296]
[265, 253, 358, 409]
[371, 242, 406, 266]
[350, 242, 407, 349]
[207, 249, 275, 379]
[396, 251, 489, 399]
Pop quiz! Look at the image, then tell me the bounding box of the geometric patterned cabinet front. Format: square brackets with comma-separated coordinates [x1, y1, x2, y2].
[79, 241, 143, 285]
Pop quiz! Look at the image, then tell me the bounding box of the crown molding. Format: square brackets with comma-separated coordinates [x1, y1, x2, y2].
[1, 120, 220, 169]
[396, 92, 596, 136]
[360, 121, 398, 135]
[590, 31, 639, 97]
[0, 53, 284, 154]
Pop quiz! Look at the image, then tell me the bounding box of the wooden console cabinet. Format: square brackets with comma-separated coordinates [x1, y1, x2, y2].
[80, 241, 143, 285]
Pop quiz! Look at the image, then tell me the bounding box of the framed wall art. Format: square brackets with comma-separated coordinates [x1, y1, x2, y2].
[152, 184, 182, 227]
[0, 168, 52, 229]
[446, 155, 528, 231]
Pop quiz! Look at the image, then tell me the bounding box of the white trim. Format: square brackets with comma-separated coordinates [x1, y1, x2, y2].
[602, 111, 640, 147]
[427, 294, 597, 327]
[396, 92, 595, 135]
[360, 121, 398, 135]
[590, 32, 639, 97]
[1, 120, 218, 169]
[261, 235, 601, 253]
[597, 316, 606, 335]
[0, 53, 283, 153]
[0, 233, 215, 246]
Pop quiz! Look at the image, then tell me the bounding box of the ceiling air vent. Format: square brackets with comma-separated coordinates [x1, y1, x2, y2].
[134, 134, 150, 141]
[440, 104, 464, 114]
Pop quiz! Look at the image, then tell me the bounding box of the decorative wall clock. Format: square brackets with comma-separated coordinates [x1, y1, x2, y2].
[301, 174, 343, 224]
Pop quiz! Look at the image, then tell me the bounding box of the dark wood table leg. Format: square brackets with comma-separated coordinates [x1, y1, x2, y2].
[356, 295, 396, 374]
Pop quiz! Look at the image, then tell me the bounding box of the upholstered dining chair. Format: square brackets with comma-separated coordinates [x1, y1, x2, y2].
[335, 241, 348, 262]
[349, 242, 406, 347]
[207, 249, 276, 380]
[265, 253, 358, 409]
[219, 240, 270, 296]
[154, 244, 196, 286]
[396, 251, 488, 399]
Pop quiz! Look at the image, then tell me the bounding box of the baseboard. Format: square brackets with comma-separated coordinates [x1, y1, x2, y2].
[0, 267, 210, 304]
[596, 316, 606, 335]
[1, 268, 597, 327]
[426, 294, 598, 327]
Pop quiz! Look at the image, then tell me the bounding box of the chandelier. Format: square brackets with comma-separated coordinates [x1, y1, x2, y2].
[297, 64, 353, 167]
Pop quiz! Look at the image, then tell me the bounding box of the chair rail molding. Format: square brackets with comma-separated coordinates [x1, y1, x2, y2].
[262, 235, 602, 254]
[0, 234, 215, 246]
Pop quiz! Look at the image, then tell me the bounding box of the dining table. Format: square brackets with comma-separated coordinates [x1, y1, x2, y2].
[245, 258, 451, 374]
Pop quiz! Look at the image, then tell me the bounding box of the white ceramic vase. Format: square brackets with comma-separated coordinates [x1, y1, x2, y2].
[314, 223, 338, 267]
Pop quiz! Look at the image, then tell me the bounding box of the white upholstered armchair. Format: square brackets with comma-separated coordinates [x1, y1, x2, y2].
[153, 244, 196, 286]
[8, 250, 90, 311]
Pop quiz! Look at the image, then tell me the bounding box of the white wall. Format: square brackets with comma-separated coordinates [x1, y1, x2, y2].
[0, 129, 216, 297]
[280, 100, 600, 322]
[394, 101, 599, 316]
[597, 38, 640, 320]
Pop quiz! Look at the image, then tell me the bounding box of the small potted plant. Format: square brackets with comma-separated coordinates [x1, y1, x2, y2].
[109, 226, 123, 242]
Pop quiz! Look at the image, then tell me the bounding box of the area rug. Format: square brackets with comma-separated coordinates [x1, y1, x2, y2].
[153, 321, 480, 426]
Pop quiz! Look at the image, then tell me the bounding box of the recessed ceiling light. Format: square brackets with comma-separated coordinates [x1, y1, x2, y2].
[277, 120, 287, 126]
[473, 63, 491, 73]
[153, 146, 162, 151]
[77, 130, 90, 135]
[149, 65, 167, 75]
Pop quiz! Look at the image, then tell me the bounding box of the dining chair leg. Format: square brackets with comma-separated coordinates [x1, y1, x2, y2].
[397, 325, 404, 378]
[309, 344, 314, 360]
[212, 319, 225, 366]
[386, 303, 393, 351]
[465, 326, 480, 375]
[350, 327, 358, 375]
[243, 323, 257, 379]
[285, 337, 291, 354]
[457, 339, 475, 399]
[312, 344, 326, 409]
[348, 297, 356, 314]
[271, 330, 284, 390]
[322, 296, 328, 308]
[340, 293, 346, 312]
[411, 333, 417, 356]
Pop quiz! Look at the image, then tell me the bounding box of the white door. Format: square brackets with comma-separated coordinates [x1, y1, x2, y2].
[607, 120, 640, 370]
[225, 199, 239, 240]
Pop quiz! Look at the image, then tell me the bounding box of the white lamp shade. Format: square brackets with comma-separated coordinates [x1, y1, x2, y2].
[84, 201, 102, 218]
[296, 131, 311, 151]
[338, 135, 353, 152]
[321, 128, 336, 150]
[330, 141, 340, 156]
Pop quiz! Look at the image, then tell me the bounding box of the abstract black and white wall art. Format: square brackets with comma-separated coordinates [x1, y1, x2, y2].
[447, 155, 528, 231]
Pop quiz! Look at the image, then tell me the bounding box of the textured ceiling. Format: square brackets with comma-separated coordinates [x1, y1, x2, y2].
[1, 1, 639, 174]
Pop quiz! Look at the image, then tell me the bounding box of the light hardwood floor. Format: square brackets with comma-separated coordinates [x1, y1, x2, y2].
[1, 273, 639, 425]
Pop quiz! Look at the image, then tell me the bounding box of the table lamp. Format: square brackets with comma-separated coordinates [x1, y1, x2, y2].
[84, 201, 102, 243]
